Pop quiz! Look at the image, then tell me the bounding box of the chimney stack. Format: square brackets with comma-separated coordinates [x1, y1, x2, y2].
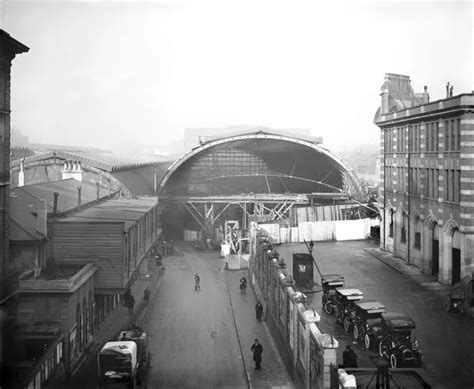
[62, 159, 83, 182]
[36, 199, 47, 236]
[423, 85, 430, 104]
[53, 192, 59, 216]
[18, 157, 25, 187]
[446, 82, 450, 98]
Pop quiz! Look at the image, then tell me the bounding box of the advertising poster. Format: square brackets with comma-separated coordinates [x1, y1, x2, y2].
[289, 300, 295, 350]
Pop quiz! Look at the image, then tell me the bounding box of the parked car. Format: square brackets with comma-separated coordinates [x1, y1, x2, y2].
[376, 313, 423, 368]
[334, 288, 364, 333]
[321, 274, 345, 314]
[352, 300, 386, 349]
[443, 273, 474, 314]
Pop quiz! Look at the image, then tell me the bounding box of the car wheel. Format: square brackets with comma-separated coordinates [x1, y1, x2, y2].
[390, 353, 398, 368]
[343, 318, 351, 333]
[324, 301, 334, 315]
[353, 325, 359, 340]
[443, 296, 452, 312]
[378, 341, 384, 357]
[364, 334, 371, 349]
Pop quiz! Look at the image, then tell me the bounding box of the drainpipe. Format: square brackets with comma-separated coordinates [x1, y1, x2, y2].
[51, 192, 59, 261]
[407, 126, 411, 265]
[383, 129, 387, 251]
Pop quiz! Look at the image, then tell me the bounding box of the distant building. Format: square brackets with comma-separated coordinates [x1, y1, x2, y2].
[184, 126, 319, 152]
[374, 73, 474, 285]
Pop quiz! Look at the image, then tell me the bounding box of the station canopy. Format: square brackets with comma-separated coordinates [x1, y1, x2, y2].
[159, 129, 362, 200]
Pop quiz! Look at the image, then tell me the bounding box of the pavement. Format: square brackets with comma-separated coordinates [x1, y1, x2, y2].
[363, 247, 451, 297]
[226, 269, 296, 389]
[56, 255, 166, 388]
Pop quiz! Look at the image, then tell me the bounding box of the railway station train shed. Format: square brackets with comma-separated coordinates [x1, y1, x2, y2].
[158, 128, 364, 239]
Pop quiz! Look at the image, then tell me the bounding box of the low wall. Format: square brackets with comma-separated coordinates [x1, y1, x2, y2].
[224, 254, 249, 270]
[249, 222, 339, 389]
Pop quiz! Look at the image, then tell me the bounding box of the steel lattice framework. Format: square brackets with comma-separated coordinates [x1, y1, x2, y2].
[158, 130, 363, 231]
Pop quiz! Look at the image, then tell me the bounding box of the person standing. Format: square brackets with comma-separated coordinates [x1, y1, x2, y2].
[342, 345, 358, 368]
[124, 292, 135, 315]
[255, 301, 264, 321]
[251, 339, 263, 369]
[143, 287, 151, 304]
[194, 273, 201, 291]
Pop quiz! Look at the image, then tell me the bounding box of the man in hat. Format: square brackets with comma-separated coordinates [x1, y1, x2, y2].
[251, 339, 263, 369]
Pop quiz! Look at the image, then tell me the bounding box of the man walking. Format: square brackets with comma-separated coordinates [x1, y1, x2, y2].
[251, 339, 263, 370]
[255, 301, 264, 321]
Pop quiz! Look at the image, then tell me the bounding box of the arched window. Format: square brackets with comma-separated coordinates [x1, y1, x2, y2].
[389, 210, 394, 237]
[400, 213, 407, 243]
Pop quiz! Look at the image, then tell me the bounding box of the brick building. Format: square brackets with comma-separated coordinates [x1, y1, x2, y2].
[374, 73, 474, 286]
[0, 30, 28, 379]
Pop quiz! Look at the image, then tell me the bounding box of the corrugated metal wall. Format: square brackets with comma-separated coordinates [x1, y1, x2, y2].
[52, 222, 124, 290]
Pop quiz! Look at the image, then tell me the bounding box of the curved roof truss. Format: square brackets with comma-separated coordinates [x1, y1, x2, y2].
[158, 132, 363, 199]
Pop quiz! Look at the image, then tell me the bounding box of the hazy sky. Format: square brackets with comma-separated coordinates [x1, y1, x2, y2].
[2, 0, 473, 153]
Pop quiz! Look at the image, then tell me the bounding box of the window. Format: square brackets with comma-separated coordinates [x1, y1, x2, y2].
[414, 232, 421, 249]
[389, 212, 394, 237]
[451, 120, 456, 152]
[454, 170, 460, 203]
[444, 120, 450, 151]
[445, 169, 451, 201]
[433, 169, 439, 199]
[455, 119, 460, 151]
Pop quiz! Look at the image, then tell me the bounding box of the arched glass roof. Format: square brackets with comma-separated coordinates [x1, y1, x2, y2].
[159, 131, 362, 199]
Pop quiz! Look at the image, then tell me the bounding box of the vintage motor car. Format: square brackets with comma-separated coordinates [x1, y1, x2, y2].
[321, 274, 345, 314]
[443, 273, 474, 315]
[376, 313, 423, 368]
[352, 300, 386, 349]
[97, 341, 139, 388]
[117, 329, 151, 368]
[333, 288, 364, 333]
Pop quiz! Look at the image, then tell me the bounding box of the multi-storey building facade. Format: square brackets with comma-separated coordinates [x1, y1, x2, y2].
[0, 30, 28, 379]
[374, 73, 474, 286]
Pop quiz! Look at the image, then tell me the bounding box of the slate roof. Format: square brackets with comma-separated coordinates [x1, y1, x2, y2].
[58, 197, 159, 230]
[10, 196, 46, 241]
[10, 179, 114, 216]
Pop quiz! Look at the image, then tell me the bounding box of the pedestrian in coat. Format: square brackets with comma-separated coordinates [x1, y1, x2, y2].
[342, 345, 358, 368]
[124, 293, 135, 315]
[251, 339, 263, 369]
[143, 287, 151, 304]
[255, 301, 264, 321]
